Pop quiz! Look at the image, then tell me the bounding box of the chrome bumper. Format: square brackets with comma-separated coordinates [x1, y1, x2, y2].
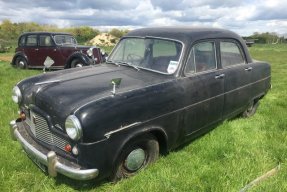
[10, 120, 99, 180]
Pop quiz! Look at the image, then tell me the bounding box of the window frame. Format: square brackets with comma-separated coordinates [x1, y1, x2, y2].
[184, 40, 218, 76]
[108, 36, 185, 75]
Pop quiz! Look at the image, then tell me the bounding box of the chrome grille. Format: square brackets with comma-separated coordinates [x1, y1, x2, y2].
[34, 113, 53, 145]
[27, 111, 69, 151]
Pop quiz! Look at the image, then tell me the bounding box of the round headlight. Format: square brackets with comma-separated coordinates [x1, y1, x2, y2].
[12, 86, 22, 104]
[65, 115, 82, 141]
[87, 48, 93, 57]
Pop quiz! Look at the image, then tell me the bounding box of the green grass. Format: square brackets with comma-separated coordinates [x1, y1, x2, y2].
[0, 44, 287, 191]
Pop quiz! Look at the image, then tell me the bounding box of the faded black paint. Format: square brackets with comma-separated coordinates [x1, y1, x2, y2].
[14, 27, 271, 181]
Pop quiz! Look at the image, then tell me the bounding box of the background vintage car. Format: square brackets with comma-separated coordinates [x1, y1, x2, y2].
[11, 32, 106, 69]
[10, 27, 271, 182]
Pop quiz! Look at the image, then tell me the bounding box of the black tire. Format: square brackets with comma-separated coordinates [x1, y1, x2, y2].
[242, 100, 259, 118]
[110, 134, 159, 182]
[70, 58, 85, 68]
[15, 57, 27, 69]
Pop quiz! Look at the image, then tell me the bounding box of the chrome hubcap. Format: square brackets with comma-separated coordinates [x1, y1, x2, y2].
[124, 148, 146, 171]
[76, 64, 83, 67]
[19, 61, 25, 67]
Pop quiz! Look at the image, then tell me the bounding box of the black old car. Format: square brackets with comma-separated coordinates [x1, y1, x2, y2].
[11, 32, 106, 69]
[10, 27, 271, 182]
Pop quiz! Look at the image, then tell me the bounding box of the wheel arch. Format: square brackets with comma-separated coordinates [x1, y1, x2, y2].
[65, 52, 90, 68]
[11, 52, 28, 66]
[111, 126, 168, 166]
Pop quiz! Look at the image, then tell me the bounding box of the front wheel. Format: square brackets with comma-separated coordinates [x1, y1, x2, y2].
[242, 100, 259, 118]
[110, 134, 159, 181]
[70, 58, 85, 68]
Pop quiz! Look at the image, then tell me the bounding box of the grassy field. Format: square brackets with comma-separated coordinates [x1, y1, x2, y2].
[0, 44, 287, 191]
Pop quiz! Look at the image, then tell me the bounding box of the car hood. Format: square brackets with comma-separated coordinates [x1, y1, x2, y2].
[18, 64, 173, 124]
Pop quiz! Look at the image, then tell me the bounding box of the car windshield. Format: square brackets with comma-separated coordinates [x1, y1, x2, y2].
[108, 37, 183, 74]
[54, 35, 77, 45]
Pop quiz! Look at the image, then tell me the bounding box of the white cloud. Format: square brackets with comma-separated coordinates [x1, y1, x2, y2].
[0, 0, 286, 36]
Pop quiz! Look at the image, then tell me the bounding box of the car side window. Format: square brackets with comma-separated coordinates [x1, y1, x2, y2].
[185, 41, 216, 74]
[220, 41, 245, 67]
[39, 35, 53, 46]
[26, 35, 37, 46]
[19, 36, 26, 47]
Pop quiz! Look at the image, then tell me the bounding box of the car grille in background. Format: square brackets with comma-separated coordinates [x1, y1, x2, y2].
[29, 112, 69, 151]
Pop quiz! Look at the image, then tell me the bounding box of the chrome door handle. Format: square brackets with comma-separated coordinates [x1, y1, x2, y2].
[215, 74, 225, 79]
[35, 48, 39, 51]
[245, 67, 253, 71]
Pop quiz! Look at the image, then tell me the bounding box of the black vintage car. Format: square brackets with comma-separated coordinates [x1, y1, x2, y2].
[10, 27, 271, 182]
[11, 32, 106, 69]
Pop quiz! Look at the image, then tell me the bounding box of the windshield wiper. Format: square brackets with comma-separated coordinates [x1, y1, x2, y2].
[106, 60, 120, 66]
[116, 61, 140, 71]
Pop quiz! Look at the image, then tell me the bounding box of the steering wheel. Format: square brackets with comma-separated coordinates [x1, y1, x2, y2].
[127, 54, 143, 63]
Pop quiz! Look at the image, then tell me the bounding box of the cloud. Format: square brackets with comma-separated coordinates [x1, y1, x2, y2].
[0, 0, 286, 36]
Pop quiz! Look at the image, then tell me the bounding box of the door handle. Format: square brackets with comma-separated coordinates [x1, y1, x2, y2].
[215, 74, 225, 79]
[53, 49, 57, 51]
[35, 48, 39, 51]
[245, 67, 253, 71]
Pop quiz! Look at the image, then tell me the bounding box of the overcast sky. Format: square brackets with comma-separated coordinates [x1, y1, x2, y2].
[0, 0, 286, 36]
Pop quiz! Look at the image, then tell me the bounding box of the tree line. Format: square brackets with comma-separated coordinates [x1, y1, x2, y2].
[0, 19, 129, 47]
[244, 32, 286, 44]
[1, 19, 286, 48]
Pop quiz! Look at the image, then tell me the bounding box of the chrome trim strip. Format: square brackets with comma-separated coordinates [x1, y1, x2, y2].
[35, 80, 61, 85]
[10, 120, 99, 180]
[104, 122, 141, 138]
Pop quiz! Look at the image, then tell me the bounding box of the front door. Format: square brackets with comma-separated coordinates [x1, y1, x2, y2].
[182, 41, 224, 137]
[36, 35, 64, 68]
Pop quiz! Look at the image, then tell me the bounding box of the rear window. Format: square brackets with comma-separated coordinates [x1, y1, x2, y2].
[19, 36, 26, 47]
[220, 41, 245, 67]
[26, 35, 37, 46]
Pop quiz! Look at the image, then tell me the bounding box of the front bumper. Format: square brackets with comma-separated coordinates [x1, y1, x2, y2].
[10, 120, 99, 180]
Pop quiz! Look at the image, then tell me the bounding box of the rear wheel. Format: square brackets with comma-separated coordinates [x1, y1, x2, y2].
[242, 100, 259, 118]
[110, 134, 159, 182]
[15, 57, 27, 69]
[70, 58, 84, 68]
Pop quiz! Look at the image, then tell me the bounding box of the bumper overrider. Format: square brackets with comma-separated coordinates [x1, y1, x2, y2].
[10, 119, 99, 180]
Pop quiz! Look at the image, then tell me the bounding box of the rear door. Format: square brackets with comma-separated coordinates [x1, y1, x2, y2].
[182, 41, 225, 137]
[24, 34, 38, 66]
[219, 40, 252, 118]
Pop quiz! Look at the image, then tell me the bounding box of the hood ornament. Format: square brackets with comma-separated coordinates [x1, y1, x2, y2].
[43, 56, 54, 73]
[111, 78, 122, 96]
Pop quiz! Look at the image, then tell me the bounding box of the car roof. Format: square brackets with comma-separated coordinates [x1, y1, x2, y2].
[125, 27, 242, 44]
[20, 32, 72, 36]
